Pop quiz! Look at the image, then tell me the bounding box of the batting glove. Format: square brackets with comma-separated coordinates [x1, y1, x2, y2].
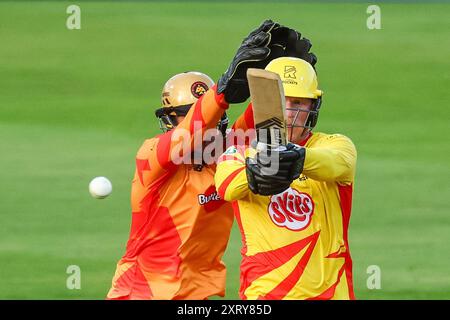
[246, 143, 306, 195]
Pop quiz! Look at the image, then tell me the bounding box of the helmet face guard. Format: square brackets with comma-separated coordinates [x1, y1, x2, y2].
[286, 96, 322, 141]
[155, 104, 229, 136]
[264, 57, 323, 142]
[155, 104, 191, 132]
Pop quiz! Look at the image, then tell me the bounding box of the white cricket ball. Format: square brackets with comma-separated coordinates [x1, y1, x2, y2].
[89, 176, 112, 199]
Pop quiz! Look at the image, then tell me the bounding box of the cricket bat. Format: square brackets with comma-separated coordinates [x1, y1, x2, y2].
[247, 68, 288, 150]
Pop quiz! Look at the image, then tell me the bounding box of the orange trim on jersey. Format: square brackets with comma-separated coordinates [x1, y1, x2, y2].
[233, 201, 249, 300]
[244, 103, 254, 129]
[130, 264, 154, 299]
[300, 131, 313, 146]
[229, 103, 254, 147]
[212, 85, 229, 110]
[124, 190, 182, 277]
[325, 245, 347, 259]
[311, 245, 348, 300]
[307, 264, 346, 300]
[239, 231, 320, 300]
[156, 130, 176, 170]
[242, 103, 255, 146]
[217, 154, 244, 164]
[136, 158, 151, 185]
[189, 95, 206, 132]
[217, 167, 245, 199]
[257, 231, 320, 300]
[107, 263, 153, 300]
[338, 184, 355, 300]
[233, 201, 247, 256]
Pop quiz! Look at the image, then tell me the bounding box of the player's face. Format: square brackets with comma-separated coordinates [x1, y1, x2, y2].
[285, 97, 313, 144]
[175, 116, 186, 125]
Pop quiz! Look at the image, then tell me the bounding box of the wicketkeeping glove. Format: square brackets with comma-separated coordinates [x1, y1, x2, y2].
[246, 143, 306, 196]
[217, 20, 318, 104]
[269, 27, 317, 68]
[217, 19, 276, 104]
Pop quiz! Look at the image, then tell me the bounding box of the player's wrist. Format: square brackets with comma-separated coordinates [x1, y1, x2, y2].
[212, 84, 229, 110]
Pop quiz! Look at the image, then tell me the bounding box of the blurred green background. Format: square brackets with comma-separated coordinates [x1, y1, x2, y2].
[0, 1, 449, 299]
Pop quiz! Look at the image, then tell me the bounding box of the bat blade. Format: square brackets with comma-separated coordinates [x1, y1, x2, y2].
[247, 68, 287, 149]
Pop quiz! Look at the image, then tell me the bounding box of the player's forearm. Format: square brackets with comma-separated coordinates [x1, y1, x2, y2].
[176, 85, 228, 133]
[160, 86, 228, 165]
[227, 103, 255, 148]
[232, 103, 254, 131]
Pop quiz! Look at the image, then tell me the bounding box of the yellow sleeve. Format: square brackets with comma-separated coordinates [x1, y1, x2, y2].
[214, 145, 251, 201]
[303, 134, 357, 185]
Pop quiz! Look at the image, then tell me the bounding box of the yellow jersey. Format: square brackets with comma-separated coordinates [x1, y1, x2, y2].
[214, 132, 357, 300]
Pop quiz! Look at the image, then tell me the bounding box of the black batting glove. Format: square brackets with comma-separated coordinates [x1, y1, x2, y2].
[246, 143, 306, 196]
[246, 157, 293, 195]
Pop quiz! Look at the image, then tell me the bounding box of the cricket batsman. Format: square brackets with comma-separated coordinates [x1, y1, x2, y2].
[107, 20, 315, 300]
[214, 57, 357, 299]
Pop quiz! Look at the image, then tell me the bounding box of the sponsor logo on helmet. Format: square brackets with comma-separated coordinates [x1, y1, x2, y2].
[191, 81, 209, 99]
[198, 186, 225, 212]
[268, 188, 314, 231]
[282, 79, 298, 85]
[284, 66, 297, 79]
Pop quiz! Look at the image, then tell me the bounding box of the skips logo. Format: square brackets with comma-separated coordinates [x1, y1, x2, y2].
[198, 186, 225, 212]
[268, 188, 314, 231]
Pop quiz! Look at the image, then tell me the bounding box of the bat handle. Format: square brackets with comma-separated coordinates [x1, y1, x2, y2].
[256, 142, 287, 152]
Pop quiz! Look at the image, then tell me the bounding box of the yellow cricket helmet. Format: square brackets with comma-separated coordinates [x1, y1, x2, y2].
[265, 57, 322, 99]
[155, 71, 228, 133]
[265, 57, 323, 131]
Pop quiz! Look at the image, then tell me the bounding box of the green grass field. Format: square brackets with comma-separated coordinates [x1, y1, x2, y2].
[0, 1, 449, 299]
